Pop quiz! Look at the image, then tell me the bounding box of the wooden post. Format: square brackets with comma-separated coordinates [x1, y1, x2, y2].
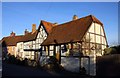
[59, 45, 61, 64]
[53, 45, 56, 57]
[40, 46, 42, 56]
[45, 46, 48, 56]
[47, 46, 49, 56]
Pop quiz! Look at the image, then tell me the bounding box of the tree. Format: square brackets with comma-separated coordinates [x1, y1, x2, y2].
[104, 47, 117, 55]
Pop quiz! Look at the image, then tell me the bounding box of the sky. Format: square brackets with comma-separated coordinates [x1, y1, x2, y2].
[1, 0, 120, 2]
[118, 2, 120, 44]
[0, 2, 1, 41]
[1, 2, 118, 46]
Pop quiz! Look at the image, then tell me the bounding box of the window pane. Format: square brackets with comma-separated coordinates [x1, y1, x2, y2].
[50, 51, 53, 56]
[50, 46, 53, 50]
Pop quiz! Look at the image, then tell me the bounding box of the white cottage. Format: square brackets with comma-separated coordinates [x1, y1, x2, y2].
[16, 21, 56, 60]
[41, 15, 108, 76]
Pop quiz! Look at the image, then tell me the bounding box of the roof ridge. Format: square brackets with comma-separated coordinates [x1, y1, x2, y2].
[50, 15, 92, 29]
[90, 15, 103, 25]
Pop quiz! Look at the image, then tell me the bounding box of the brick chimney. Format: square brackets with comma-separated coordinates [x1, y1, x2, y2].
[32, 24, 36, 34]
[10, 31, 15, 37]
[73, 15, 78, 20]
[24, 29, 29, 35]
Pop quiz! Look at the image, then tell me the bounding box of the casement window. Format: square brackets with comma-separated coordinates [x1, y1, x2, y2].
[49, 46, 54, 56]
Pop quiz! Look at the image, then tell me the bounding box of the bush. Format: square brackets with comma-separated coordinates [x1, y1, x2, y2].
[27, 59, 32, 66]
[24, 58, 28, 66]
[42, 56, 64, 72]
[8, 55, 16, 64]
[104, 47, 117, 55]
[80, 67, 86, 75]
[32, 61, 37, 67]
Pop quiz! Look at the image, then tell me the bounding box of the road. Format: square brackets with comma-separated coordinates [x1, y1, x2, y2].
[2, 61, 89, 78]
[2, 62, 60, 78]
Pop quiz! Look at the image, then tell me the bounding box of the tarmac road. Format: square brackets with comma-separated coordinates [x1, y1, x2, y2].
[2, 61, 89, 78]
[2, 61, 59, 78]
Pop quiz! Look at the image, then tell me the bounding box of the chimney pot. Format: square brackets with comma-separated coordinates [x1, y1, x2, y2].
[10, 31, 15, 37]
[24, 29, 29, 35]
[73, 15, 78, 20]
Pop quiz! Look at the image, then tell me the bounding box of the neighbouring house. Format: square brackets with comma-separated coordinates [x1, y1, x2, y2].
[17, 21, 56, 60]
[1, 32, 24, 58]
[1, 20, 56, 60]
[41, 15, 108, 76]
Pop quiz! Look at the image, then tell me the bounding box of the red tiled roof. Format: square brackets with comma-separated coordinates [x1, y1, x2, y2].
[23, 20, 55, 42]
[1, 20, 54, 46]
[2, 35, 24, 46]
[39, 20, 57, 34]
[41, 15, 103, 45]
[22, 31, 38, 42]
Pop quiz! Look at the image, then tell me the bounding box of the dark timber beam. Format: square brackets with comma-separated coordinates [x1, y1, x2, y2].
[53, 45, 56, 57]
[59, 45, 61, 64]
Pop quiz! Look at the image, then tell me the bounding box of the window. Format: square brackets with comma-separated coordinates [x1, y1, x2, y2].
[49, 51, 53, 56]
[50, 46, 53, 50]
[61, 44, 68, 56]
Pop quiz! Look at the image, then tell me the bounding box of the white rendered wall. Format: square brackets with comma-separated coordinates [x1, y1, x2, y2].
[82, 22, 107, 76]
[23, 25, 47, 60]
[16, 42, 24, 58]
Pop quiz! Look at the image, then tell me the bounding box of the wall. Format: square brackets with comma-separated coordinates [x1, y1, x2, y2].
[80, 22, 107, 76]
[7, 46, 16, 56]
[23, 25, 47, 60]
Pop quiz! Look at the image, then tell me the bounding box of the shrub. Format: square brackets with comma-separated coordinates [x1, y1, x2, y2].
[104, 47, 117, 55]
[32, 61, 38, 67]
[79, 67, 86, 75]
[27, 59, 32, 66]
[42, 56, 64, 72]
